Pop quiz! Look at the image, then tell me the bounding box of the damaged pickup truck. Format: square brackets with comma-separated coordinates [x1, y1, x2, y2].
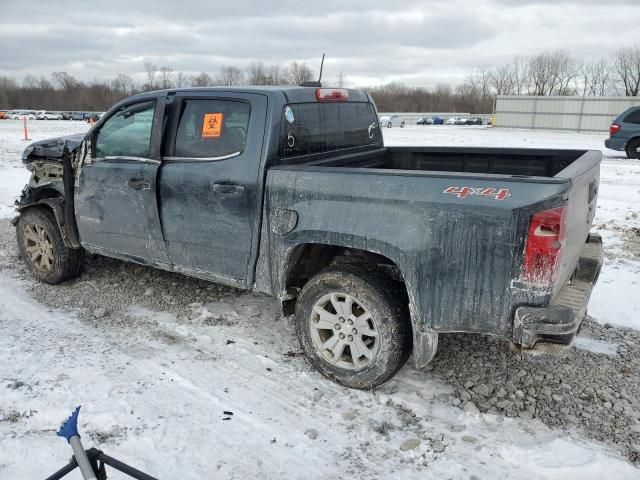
[13, 86, 604, 389]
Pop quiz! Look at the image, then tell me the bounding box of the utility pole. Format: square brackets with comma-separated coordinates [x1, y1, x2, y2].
[337, 72, 345, 88]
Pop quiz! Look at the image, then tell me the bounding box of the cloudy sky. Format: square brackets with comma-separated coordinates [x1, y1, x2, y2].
[1, 0, 638, 87]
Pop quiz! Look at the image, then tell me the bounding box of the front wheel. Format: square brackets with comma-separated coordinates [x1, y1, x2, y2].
[295, 264, 412, 389]
[387, 122, 392, 128]
[626, 139, 640, 159]
[16, 208, 84, 284]
[400, 122, 405, 128]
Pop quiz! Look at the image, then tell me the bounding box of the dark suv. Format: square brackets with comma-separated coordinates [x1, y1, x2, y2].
[605, 106, 640, 159]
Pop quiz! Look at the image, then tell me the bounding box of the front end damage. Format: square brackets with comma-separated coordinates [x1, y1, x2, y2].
[12, 134, 86, 248]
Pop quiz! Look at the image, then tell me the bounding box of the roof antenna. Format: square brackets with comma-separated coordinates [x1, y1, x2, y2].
[300, 53, 325, 87]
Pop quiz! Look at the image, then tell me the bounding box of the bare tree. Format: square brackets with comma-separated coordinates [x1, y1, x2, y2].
[527, 51, 577, 96]
[174, 71, 192, 88]
[246, 61, 269, 84]
[143, 62, 158, 89]
[266, 64, 287, 85]
[511, 56, 529, 95]
[612, 45, 640, 96]
[111, 74, 135, 96]
[287, 61, 314, 85]
[158, 66, 174, 89]
[191, 72, 213, 87]
[52, 71, 80, 90]
[490, 64, 515, 95]
[217, 66, 244, 86]
[578, 59, 610, 96]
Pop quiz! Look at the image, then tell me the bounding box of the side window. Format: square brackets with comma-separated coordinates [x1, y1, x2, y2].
[95, 102, 155, 158]
[174, 99, 250, 158]
[623, 109, 640, 124]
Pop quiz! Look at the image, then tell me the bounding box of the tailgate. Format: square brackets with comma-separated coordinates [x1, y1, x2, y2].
[552, 150, 601, 298]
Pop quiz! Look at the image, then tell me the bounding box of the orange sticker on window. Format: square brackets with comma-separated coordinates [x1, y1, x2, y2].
[202, 113, 223, 138]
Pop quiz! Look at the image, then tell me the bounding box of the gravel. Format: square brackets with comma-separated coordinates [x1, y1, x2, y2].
[1, 220, 639, 462]
[429, 323, 640, 462]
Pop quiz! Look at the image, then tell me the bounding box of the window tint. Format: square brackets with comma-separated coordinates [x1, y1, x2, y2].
[95, 102, 155, 158]
[623, 109, 640, 124]
[279, 102, 381, 159]
[174, 99, 250, 158]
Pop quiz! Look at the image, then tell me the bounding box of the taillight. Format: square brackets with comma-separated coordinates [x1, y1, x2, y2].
[610, 124, 621, 135]
[522, 207, 566, 284]
[316, 88, 348, 102]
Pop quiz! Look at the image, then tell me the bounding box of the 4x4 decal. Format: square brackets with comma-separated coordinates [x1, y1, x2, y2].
[443, 186, 511, 201]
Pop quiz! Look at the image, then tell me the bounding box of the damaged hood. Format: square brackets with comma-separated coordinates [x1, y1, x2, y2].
[22, 133, 86, 164]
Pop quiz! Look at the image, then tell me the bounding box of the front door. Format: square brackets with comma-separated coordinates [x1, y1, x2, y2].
[159, 93, 267, 286]
[75, 99, 170, 265]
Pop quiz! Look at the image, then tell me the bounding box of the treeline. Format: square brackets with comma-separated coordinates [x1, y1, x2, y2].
[0, 60, 316, 112]
[1, 45, 639, 114]
[371, 45, 640, 113]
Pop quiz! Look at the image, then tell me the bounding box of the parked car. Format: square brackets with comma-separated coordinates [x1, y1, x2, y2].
[0, 110, 7, 120]
[416, 116, 444, 126]
[13, 86, 603, 389]
[379, 114, 405, 128]
[445, 117, 458, 125]
[605, 106, 640, 159]
[36, 111, 64, 120]
[468, 117, 483, 125]
[68, 111, 85, 121]
[7, 110, 36, 120]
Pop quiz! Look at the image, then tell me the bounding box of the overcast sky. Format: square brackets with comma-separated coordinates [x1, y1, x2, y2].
[1, 0, 638, 87]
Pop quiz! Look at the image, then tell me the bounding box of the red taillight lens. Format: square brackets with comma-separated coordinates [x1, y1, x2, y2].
[610, 123, 621, 135]
[316, 88, 349, 102]
[522, 207, 566, 284]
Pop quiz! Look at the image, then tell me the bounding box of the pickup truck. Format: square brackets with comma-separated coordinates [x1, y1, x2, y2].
[13, 86, 603, 389]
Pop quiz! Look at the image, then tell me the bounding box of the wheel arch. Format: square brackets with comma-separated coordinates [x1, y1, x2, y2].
[282, 242, 438, 368]
[13, 191, 74, 248]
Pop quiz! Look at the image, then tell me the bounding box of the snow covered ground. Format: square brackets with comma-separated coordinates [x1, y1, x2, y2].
[0, 121, 639, 479]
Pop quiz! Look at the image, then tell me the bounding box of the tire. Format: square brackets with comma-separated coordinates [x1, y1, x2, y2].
[295, 264, 412, 389]
[387, 122, 392, 128]
[16, 208, 84, 284]
[626, 139, 640, 159]
[400, 122, 405, 128]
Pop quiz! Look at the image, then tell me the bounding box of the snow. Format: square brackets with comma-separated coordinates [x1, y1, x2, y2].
[1, 121, 639, 478]
[1, 274, 638, 479]
[574, 336, 619, 356]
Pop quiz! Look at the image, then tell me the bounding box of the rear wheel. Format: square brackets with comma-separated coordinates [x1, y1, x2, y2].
[387, 122, 392, 128]
[16, 208, 83, 284]
[295, 264, 412, 389]
[400, 122, 405, 128]
[626, 139, 640, 159]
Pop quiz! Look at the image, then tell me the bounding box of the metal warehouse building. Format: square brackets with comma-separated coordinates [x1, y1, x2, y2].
[494, 95, 640, 133]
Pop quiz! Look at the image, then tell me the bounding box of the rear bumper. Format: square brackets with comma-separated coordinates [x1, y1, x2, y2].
[512, 233, 603, 349]
[604, 137, 625, 151]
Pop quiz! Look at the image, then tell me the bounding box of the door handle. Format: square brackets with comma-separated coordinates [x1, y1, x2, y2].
[128, 178, 150, 190]
[211, 183, 246, 197]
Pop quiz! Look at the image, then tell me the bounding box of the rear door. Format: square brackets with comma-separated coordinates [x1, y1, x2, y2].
[159, 92, 267, 286]
[75, 99, 170, 265]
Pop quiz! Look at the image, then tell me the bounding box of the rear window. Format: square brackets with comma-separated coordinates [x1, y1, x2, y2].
[623, 109, 640, 124]
[279, 102, 381, 160]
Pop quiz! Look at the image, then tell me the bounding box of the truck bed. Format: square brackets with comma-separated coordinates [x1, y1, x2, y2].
[284, 146, 593, 179]
[266, 146, 601, 337]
